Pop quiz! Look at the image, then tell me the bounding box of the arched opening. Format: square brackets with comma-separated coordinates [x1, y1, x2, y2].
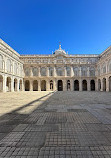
[109, 76, 111, 91]
[19, 80, 22, 91]
[90, 80, 95, 91]
[82, 80, 87, 91]
[103, 78, 106, 91]
[50, 80, 53, 91]
[74, 80, 79, 91]
[14, 78, 17, 91]
[0, 75, 3, 92]
[98, 79, 101, 91]
[58, 80, 63, 91]
[41, 80, 46, 91]
[33, 80, 38, 91]
[67, 80, 70, 91]
[6, 77, 11, 92]
[25, 80, 30, 91]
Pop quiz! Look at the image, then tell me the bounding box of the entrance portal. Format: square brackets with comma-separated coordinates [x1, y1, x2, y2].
[58, 80, 63, 91]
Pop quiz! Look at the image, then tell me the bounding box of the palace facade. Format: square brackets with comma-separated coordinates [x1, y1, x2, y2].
[0, 39, 111, 92]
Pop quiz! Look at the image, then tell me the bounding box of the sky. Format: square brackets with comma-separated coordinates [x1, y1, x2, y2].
[0, 0, 111, 55]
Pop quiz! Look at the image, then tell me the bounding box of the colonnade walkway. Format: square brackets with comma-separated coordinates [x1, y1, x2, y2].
[0, 91, 111, 157]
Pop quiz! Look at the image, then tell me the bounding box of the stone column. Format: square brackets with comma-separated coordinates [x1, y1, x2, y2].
[46, 80, 50, 91]
[46, 67, 49, 77]
[30, 67, 33, 77]
[87, 67, 90, 77]
[64, 66, 67, 77]
[79, 67, 82, 77]
[3, 75, 6, 92]
[70, 79, 74, 91]
[38, 67, 41, 77]
[101, 78, 103, 91]
[63, 80, 66, 91]
[53, 79, 57, 91]
[106, 77, 109, 92]
[17, 79, 19, 92]
[11, 77, 14, 92]
[70, 66, 74, 77]
[87, 79, 90, 91]
[79, 79, 82, 91]
[95, 79, 98, 91]
[53, 66, 56, 77]
[30, 80, 33, 91]
[38, 80, 41, 91]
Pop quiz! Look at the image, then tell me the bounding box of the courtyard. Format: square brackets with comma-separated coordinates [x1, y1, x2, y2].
[0, 91, 111, 157]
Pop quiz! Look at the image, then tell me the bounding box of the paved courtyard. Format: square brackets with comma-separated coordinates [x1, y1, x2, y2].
[0, 91, 111, 157]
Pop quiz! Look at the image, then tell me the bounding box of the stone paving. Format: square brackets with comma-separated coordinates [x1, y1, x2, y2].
[0, 91, 111, 157]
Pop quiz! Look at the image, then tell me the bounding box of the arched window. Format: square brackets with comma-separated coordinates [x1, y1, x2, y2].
[89, 67, 95, 76]
[102, 65, 106, 74]
[32, 67, 38, 76]
[81, 67, 87, 76]
[50, 80, 53, 90]
[98, 66, 100, 76]
[57, 67, 63, 76]
[66, 67, 71, 76]
[49, 67, 53, 76]
[73, 67, 79, 76]
[25, 67, 30, 76]
[7, 59, 11, 72]
[41, 67, 46, 76]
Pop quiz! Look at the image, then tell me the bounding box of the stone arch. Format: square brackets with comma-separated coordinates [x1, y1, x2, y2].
[90, 80, 95, 91]
[103, 78, 106, 91]
[14, 78, 17, 91]
[50, 80, 53, 90]
[6, 77, 11, 92]
[33, 80, 38, 91]
[25, 80, 30, 91]
[58, 80, 63, 91]
[109, 76, 111, 91]
[82, 80, 87, 91]
[0, 75, 3, 92]
[41, 80, 46, 91]
[74, 80, 79, 91]
[98, 79, 101, 91]
[67, 80, 70, 91]
[19, 79, 22, 91]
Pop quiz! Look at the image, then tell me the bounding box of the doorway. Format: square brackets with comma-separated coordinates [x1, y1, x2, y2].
[58, 80, 63, 91]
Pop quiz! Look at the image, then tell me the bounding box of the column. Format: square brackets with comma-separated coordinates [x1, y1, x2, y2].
[64, 66, 67, 77]
[46, 67, 49, 77]
[30, 80, 33, 91]
[95, 79, 98, 91]
[11, 77, 14, 92]
[3, 75, 6, 92]
[79, 79, 82, 91]
[70, 79, 74, 91]
[53, 66, 56, 77]
[38, 67, 41, 77]
[79, 67, 82, 77]
[46, 80, 50, 91]
[30, 67, 33, 77]
[63, 80, 66, 91]
[70, 66, 74, 77]
[17, 79, 19, 92]
[101, 78, 103, 91]
[38, 80, 41, 91]
[87, 79, 90, 91]
[106, 77, 109, 92]
[87, 67, 90, 77]
[53, 79, 56, 91]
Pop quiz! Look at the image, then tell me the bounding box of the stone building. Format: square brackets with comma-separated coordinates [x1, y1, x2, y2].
[0, 38, 111, 92]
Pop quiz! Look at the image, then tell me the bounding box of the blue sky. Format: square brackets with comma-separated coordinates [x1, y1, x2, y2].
[0, 0, 111, 55]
